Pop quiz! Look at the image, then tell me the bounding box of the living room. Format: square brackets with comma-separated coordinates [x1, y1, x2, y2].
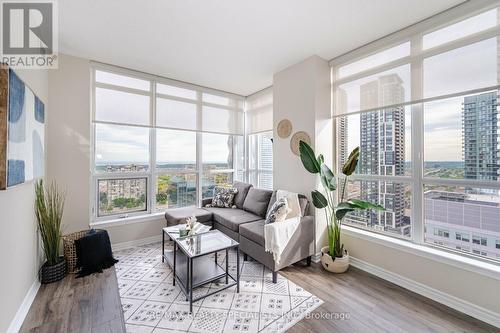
[1, 1, 500, 332]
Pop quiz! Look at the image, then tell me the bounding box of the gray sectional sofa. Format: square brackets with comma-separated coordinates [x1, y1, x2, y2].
[164, 181, 315, 282]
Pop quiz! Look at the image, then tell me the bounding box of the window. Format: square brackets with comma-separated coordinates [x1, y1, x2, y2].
[338, 42, 410, 79]
[202, 133, 242, 198]
[98, 178, 147, 217]
[92, 66, 244, 221]
[332, 4, 500, 263]
[433, 228, 449, 238]
[455, 232, 470, 243]
[246, 87, 274, 189]
[496, 240, 500, 249]
[472, 235, 488, 246]
[473, 249, 488, 256]
[94, 124, 150, 173]
[423, 9, 497, 50]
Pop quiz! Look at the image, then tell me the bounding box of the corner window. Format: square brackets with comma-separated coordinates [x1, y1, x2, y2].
[333, 6, 500, 263]
[91, 66, 244, 221]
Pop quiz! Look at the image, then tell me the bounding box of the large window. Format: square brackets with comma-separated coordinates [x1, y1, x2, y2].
[332, 4, 500, 263]
[92, 66, 244, 221]
[246, 87, 274, 189]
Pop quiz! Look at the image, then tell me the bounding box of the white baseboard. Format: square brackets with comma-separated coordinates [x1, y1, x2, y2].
[7, 279, 40, 333]
[350, 256, 500, 329]
[112, 235, 162, 251]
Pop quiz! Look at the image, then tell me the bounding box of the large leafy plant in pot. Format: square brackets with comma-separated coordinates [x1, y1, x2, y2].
[299, 141, 384, 273]
[35, 179, 67, 283]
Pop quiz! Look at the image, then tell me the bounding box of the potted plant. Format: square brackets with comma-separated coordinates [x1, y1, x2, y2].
[299, 141, 384, 273]
[35, 179, 67, 283]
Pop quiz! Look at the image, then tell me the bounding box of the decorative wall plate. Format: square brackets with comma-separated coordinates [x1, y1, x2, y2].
[290, 131, 311, 156]
[277, 119, 292, 139]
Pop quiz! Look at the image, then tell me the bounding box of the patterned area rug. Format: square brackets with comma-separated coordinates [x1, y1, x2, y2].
[114, 241, 323, 333]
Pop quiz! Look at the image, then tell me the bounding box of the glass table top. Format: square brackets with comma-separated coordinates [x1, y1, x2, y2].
[164, 224, 211, 240]
[169, 229, 239, 258]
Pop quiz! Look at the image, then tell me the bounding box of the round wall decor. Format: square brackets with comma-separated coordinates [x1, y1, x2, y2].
[277, 119, 292, 139]
[290, 131, 311, 156]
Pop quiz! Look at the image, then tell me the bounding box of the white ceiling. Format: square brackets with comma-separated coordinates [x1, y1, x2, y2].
[59, 0, 464, 96]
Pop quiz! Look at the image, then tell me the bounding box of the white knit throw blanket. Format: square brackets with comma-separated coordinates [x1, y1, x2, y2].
[264, 216, 301, 264]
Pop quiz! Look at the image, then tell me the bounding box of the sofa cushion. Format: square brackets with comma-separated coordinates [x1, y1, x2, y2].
[239, 220, 265, 246]
[205, 207, 261, 232]
[243, 188, 273, 218]
[164, 207, 213, 226]
[233, 181, 253, 209]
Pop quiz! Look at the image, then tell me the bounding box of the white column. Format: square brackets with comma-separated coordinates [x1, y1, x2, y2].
[273, 55, 331, 254]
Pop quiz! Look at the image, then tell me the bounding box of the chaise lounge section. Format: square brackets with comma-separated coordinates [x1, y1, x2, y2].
[164, 181, 315, 282]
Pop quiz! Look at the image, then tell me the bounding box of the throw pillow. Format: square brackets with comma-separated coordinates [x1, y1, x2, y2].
[242, 188, 273, 218]
[232, 181, 253, 209]
[265, 198, 291, 224]
[277, 190, 302, 219]
[211, 186, 238, 208]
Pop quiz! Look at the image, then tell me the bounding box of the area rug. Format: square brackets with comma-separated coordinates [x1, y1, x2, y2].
[114, 240, 323, 333]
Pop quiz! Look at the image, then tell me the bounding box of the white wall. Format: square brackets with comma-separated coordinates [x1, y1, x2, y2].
[47, 54, 165, 244]
[47, 54, 91, 235]
[0, 68, 48, 333]
[273, 55, 331, 252]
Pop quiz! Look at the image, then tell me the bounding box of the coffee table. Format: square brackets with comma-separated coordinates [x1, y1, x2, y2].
[162, 227, 240, 313]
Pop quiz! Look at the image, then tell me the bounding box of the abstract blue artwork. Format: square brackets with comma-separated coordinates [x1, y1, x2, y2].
[0, 67, 45, 189]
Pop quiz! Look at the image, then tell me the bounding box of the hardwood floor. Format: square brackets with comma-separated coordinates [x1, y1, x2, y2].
[20, 261, 498, 333]
[20, 268, 125, 333]
[280, 262, 499, 333]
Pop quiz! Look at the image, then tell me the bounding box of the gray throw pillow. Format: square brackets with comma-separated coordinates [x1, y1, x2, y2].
[232, 181, 253, 209]
[211, 187, 238, 208]
[243, 188, 273, 218]
[265, 198, 290, 224]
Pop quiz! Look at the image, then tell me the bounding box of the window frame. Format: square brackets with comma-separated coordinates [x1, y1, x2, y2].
[247, 130, 274, 190]
[90, 63, 245, 223]
[331, 1, 500, 265]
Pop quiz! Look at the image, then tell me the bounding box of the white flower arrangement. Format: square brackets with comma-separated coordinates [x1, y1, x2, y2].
[186, 216, 198, 235]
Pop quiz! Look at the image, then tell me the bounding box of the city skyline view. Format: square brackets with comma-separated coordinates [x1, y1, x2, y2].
[338, 57, 500, 260]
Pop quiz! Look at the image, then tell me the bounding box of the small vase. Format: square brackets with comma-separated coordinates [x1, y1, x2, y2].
[40, 257, 67, 284]
[320, 246, 349, 273]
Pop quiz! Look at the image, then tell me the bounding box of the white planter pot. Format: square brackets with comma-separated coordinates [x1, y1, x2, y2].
[320, 246, 349, 273]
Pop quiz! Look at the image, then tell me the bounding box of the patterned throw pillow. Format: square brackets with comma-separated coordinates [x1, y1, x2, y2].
[265, 198, 291, 224]
[211, 187, 238, 208]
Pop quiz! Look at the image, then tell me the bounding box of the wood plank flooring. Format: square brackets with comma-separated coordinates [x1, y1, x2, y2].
[20, 261, 499, 333]
[20, 268, 125, 333]
[280, 262, 499, 333]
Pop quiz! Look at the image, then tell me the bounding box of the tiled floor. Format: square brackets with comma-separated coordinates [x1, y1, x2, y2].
[115, 241, 322, 333]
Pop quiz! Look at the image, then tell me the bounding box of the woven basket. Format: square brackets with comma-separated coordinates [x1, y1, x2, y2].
[62, 229, 102, 273]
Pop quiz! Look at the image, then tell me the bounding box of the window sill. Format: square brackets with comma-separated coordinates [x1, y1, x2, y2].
[90, 212, 166, 228]
[342, 225, 500, 281]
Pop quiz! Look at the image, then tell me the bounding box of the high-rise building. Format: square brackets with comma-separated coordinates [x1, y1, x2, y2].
[462, 92, 499, 184]
[424, 190, 500, 260]
[259, 132, 273, 189]
[337, 88, 348, 169]
[357, 74, 406, 232]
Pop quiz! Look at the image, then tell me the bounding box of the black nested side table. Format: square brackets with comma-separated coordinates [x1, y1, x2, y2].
[162, 227, 240, 313]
